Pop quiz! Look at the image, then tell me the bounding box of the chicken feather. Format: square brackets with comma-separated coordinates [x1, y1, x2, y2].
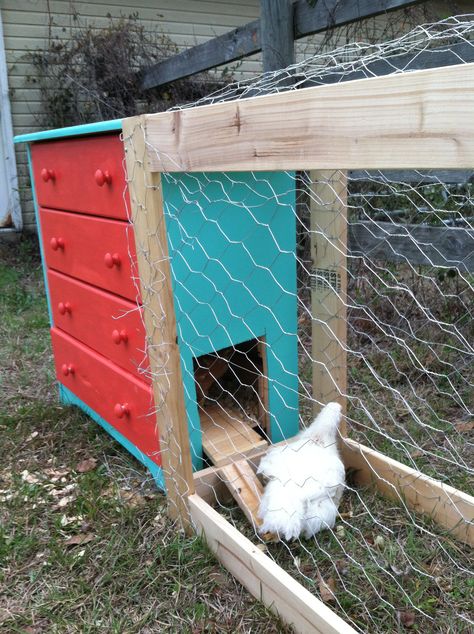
[257, 402, 345, 541]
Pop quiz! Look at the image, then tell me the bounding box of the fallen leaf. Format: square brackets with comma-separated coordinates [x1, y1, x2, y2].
[119, 490, 146, 508]
[208, 571, 229, 585]
[335, 559, 349, 576]
[50, 484, 76, 497]
[76, 457, 98, 473]
[60, 514, 83, 527]
[455, 420, 474, 432]
[335, 525, 346, 539]
[22, 625, 46, 634]
[318, 574, 336, 603]
[44, 467, 71, 478]
[56, 495, 75, 508]
[64, 532, 95, 547]
[374, 535, 385, 548]
[410, 450, 424, 459]
[391, 564, 411, 576]
[398, 610, 415, 628]
[21, 470, 40, 485]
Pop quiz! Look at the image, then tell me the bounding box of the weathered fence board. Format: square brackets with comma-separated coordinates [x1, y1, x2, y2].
[351, 169, 474, 184]
[349, 221, 474, 271]
[141, 0, 424, 89]
[301, 41, 474, 87]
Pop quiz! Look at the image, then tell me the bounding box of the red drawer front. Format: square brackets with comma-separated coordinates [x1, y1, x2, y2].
[48, 270, 149, 383]
[51, 328, 160, 465]
[40, 208, 139, 302]
[31, 134, 129, 220]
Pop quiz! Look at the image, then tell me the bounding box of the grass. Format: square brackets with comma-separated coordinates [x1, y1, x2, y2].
[1, 235, 472, 633]
[225, 486, 473, 633]
[0, 236, 290, 633]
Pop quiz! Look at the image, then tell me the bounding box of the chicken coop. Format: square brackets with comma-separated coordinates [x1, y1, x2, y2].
[16, 34, 474, 634]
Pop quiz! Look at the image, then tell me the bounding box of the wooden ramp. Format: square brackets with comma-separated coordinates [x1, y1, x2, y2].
[200, 404, 269, 531]
[200, 404, 268, 466]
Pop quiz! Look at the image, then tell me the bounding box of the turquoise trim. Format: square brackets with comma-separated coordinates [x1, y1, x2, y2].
[59, 384, 166, 491]
[26, 145, 54, 325]
[14, 119, 122, 144]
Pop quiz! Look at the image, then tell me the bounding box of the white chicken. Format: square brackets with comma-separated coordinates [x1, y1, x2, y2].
[257, 402, 345, 541]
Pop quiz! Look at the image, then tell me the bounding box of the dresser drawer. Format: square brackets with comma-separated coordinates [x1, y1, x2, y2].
[48, 270, 149, 382]
[31, 134, 128, 220]
[51, 329, 160, 465]
[40, 208, 138, 302]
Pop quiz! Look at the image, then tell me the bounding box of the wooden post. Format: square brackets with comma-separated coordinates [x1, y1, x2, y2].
[310, 170, 348, 433]
[260, 0, 295, 74]
[123, 115, 195, 530]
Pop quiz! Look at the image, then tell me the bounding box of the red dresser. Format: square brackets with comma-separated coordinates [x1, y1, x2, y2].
[30, 133, 160, 467]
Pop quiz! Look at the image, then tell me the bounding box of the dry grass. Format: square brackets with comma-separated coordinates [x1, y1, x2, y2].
[0, 236, 290, 634]
[1, 234, 472, 633]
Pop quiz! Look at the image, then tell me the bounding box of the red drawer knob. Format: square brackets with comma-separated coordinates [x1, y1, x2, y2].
[112, 329, 128, 344]
[50, 237, 65, 251]
[95, 169, 112, 187]
[58, 301, 72, 315]
[41, 168, 56, 182]
[104, 252, 121, 268]
[114, 403, 130, 419]
[61, 363, 75, 377]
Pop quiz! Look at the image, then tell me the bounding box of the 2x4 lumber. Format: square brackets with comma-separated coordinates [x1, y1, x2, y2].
[219, 458, 265, 531]
[310, 170, 348, 428]
[122, 116, 195, 530]
[341, 437, 474, 546]
[194, 435, 474, 545]
[200, 405, 268, 467]
[142, 62, 474, 172]
[141, 0, 423, 89]
[189, 494, 357, 634]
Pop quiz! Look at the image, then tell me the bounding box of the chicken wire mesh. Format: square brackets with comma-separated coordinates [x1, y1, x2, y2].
[123, 15, 473, 634]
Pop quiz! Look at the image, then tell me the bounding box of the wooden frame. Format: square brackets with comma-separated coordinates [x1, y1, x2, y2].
[123, 116, 195, 529]
[193, 440, 474, 547]
[143, 63, 474, 172]
[189, 494, 357, 634]
[123, 61, 474, 631]
[310, 170, 348, 427]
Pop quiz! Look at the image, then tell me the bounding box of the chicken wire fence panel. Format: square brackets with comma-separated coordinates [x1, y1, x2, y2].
[123, 16, 474, 634]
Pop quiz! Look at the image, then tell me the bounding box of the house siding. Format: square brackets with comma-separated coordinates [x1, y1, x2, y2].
[1, 0, 260, 231]
[2, 0, 467, 232]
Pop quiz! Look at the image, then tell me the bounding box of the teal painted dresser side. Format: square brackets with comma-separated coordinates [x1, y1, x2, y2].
[162, 171, 299, 470]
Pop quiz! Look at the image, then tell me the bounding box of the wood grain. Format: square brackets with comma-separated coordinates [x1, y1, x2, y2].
[219, 458, 265, 530]
[141, 0, 423, 89]
[140, 63, 474, 172]
[342, 438, 474, 546]
[310, 170, 348, 430]
[123, 115, 195, 529]
[189, 494, 357, 634]
[200, 404, 268, 467]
